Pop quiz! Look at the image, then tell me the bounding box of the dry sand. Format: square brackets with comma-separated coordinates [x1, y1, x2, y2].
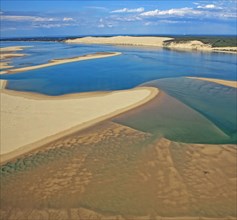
[66, 37, 237, 54]
[188, 77, 237, 88]
[66, 36, 173, 47]
[1, 52, 121, 74]
[0, 87, 158, 163]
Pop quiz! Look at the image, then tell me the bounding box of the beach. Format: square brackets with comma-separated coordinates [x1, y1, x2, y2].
[0, 87, 158, 163]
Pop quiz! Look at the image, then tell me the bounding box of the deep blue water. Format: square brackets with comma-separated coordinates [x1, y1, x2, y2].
[0, 41, 236, 95]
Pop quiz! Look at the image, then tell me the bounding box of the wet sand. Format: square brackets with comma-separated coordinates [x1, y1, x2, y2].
[1, 52, 121, 74]
[0, 87, 158, 163]
[1, 121, 236, 219]
[188, 77, 237, 88]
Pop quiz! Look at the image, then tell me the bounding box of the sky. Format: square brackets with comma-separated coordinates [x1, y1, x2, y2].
[0, 0, 236, 38]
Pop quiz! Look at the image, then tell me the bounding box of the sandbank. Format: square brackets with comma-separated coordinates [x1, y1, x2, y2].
[0, 62, 13, 69]
[0, 46, 31, 52]
[0, 87, 158, 163]
[188, 77, 237, 88]
[66, 36, 173, 47]
[1, 52, 121, 74]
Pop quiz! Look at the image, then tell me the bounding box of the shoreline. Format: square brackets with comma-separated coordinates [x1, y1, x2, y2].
[0, 86, 158, 164]
[65, 36, 237, 54]
[187, 77, 237, 88]
[0, 52, 121, 75]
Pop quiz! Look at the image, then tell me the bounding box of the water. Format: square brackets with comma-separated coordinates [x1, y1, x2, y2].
[1, 41, 236, 95]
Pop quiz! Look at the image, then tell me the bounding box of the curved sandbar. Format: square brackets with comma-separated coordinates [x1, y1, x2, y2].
[1, 52, 121, 74]
[0, 87, 158, 163]
[187, 77, 237, 88]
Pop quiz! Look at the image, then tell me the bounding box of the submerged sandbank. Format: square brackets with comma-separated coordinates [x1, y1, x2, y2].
[0, 87, 158, 163]
[188, 77, 237, 88]
[1, 52, 121, 74]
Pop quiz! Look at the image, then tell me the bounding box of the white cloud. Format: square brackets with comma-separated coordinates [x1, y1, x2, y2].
[1, 15, 57, 22]
[197, 4, 222, 9]
[63, 17, 74, 21]
[111, 7, 144, 13]
[141, 7, 202, 17]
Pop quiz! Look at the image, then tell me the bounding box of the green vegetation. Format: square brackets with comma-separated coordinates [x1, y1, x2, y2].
[164, 36, 237, 47]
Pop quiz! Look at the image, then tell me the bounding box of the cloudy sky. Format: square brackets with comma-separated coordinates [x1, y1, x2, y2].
[1, 0, 236, 37]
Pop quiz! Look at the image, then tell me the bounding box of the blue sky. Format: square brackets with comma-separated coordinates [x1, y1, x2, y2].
[1, 0, 236, 37]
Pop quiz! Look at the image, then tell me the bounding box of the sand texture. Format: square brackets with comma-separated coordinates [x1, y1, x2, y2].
[0, 87, 158, 162]
[66, 36, 173, 47]
[1, 121, 236, 219]
[1, 52, 121, 74]
[188, 77, 237, 88]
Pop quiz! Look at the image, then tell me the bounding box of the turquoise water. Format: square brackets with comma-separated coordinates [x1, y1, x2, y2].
[114, 78, 237, 144]
[0, 41, 236, 144]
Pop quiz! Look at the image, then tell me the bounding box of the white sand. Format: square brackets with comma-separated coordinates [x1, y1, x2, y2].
[66, 36, 173, 47]
[188, 77, 237, 88]
[0, 87, 158, 162]
[2, 52, 121, 74]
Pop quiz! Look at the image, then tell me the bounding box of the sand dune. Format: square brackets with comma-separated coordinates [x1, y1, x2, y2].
[66, 36, 173, 47]
[188, 77, 237, 88]
[1, 52, 121, 74]
[0, 87, 158, 163]
[66, 37, 237, 54]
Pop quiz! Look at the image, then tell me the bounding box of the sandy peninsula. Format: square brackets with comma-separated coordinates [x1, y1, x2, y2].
[1, 52, 121, 74]
[188, 77, 237, 88]
[0, 87, 158, 163]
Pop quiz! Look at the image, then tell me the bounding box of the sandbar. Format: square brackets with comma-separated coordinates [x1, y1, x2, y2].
[0, 87, 158, 163]
[0, 46, 31, 52]
[0, 62, 13, 69]
[188, 77, 237, 88]
[1, 52, 121, 74]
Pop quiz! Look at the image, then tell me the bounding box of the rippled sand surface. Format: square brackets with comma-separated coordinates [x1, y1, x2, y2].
[1, 121, 236, 219]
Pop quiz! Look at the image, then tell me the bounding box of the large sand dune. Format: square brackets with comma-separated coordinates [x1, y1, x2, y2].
[66, 36, 173, 47]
